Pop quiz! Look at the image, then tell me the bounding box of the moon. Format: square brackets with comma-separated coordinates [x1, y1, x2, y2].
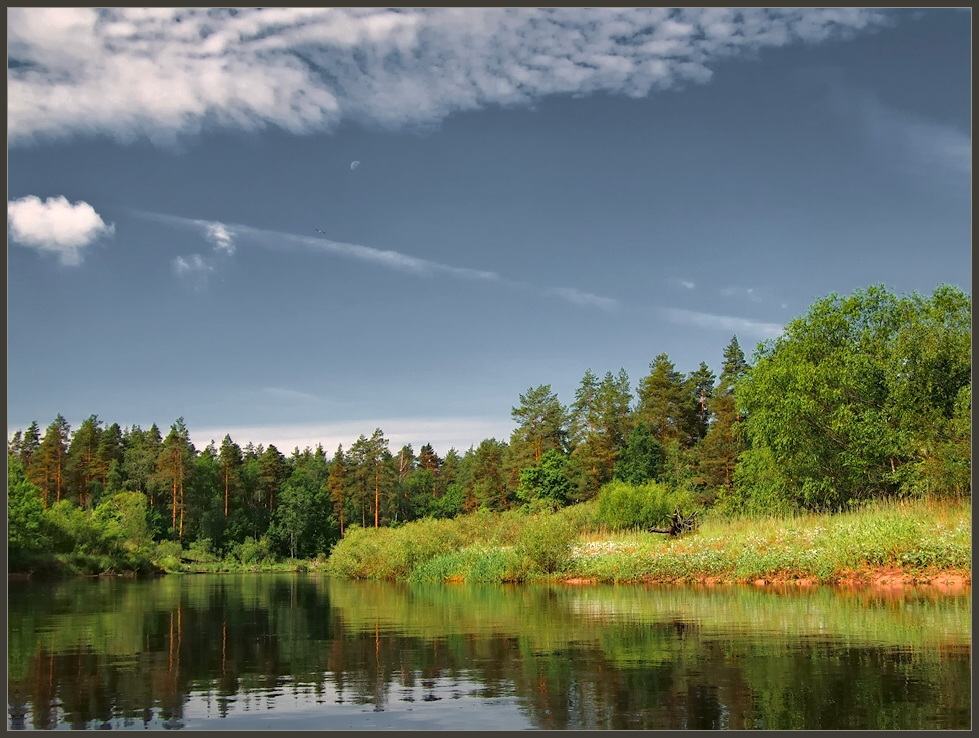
[350, 160, 360, 170]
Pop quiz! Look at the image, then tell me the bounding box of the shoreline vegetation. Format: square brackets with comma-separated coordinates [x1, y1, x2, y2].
[8, 284, 972, 593]
[11, 498, 970, 593]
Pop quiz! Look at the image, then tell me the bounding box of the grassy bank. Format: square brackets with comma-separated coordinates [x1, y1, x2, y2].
[325, 498, 971, 586]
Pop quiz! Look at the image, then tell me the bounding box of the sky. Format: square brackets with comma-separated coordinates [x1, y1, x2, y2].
[7, 8, 972, 457]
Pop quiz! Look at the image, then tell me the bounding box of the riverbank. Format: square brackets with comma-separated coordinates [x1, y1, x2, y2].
[328, 497, 972, 587]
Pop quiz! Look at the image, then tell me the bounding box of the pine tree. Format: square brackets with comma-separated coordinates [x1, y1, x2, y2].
[219, 434, 243, 519]
[636, 354, 689, 446]
[697, 335, 750, 495]
[32, 415, 71, 507]
[328, 444, 348, 535]
[155, 418, 195, 539]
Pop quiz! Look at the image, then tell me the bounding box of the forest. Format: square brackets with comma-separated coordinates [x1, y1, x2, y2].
[7, 284, 971, 574]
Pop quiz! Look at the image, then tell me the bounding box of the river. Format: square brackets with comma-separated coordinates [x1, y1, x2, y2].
[7, 574, 971, 730]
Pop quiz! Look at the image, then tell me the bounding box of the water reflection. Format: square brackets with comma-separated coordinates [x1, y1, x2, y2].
[7, 575, 971, 730]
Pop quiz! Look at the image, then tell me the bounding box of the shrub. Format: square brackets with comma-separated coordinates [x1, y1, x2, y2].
[594, 480, 694, 531]
[514, 514, 577, 575]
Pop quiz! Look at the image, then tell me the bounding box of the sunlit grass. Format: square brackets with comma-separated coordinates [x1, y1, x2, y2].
[325, 497, 971, 585]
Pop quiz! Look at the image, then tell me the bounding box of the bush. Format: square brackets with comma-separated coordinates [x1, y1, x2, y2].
[152, 540, 184, 571]
[514, 514, 577, 575]
[594, 480, 694, 531]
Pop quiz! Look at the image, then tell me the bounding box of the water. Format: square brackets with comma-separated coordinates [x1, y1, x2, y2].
[7, 574, 971, 730]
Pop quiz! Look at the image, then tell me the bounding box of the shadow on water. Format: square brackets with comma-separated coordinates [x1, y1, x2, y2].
[7, 575, 971, 730]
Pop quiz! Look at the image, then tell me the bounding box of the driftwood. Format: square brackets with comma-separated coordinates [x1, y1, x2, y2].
[648, 507, 698, 537]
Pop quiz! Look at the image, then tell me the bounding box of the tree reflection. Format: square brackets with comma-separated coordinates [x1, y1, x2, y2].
[7, 576, 971, 730]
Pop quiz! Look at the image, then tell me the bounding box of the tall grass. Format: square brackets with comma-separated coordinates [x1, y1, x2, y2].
[325, 498, 971, 585]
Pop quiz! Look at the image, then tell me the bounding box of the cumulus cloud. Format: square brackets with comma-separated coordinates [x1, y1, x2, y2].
[663, 307, 783, 339]
[7, 195, 115, 265]
[8, 8, 892, 146]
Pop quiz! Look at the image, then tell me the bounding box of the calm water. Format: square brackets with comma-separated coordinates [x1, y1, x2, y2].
[7, 574, 971, 730]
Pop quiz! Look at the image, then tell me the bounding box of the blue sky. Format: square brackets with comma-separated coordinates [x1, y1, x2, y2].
[7, 8, 971, 456]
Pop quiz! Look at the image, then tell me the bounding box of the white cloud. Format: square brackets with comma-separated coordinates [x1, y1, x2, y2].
[7, 195, 115, 265]
[674, 278, 696, 290]
[8, 8, 892, 146]
[189, 416, 514, 456]
[205, 221, 236, 254]
[350, 160, 361, 170]
[172, 253, 212, 275]
[663, 307, 783, 339]
[135, 212, 618, 310]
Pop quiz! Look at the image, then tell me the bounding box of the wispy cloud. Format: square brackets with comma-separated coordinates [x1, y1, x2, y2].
[8, 195, 115, 265]
[720, 286, 762, 303]
[859, 97, 970, 177]
[545, 287, 619, 311]
[134, 210, 618, 309]
[172, 254, 212, 276]
[8, 8, 892, 146]
[663, 307, 783, 339]
[673, 278, 696, 290]
[823, 83, 970, 178]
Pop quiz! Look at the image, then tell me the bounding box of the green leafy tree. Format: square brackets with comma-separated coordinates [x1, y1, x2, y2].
[7, 456, 47, 559]
[517, 448, 575, 509]
[91, 491, 153, 557]
[735, 284, 971, 511]
[614, 422, 664, 486]
[273, 458, 338, 559]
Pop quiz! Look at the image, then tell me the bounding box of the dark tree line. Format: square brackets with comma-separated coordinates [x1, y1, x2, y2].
[8, 284, 971, 562]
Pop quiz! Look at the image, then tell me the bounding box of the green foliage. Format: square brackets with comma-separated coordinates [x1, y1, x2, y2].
[736, 284, 971, 511]
[513, 513, 577, 575]
[91, 491, 153, 556]
[595, 480, 695, 531]
[7, 457, 47, 556]
[613, 423, 663, 485]
[517, 448, 575, 507]
[152, 540, 184, 572]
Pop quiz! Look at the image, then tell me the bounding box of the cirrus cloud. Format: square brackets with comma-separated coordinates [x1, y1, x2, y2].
[8, 7, 893, 146]
[7, 195, 115, 265]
